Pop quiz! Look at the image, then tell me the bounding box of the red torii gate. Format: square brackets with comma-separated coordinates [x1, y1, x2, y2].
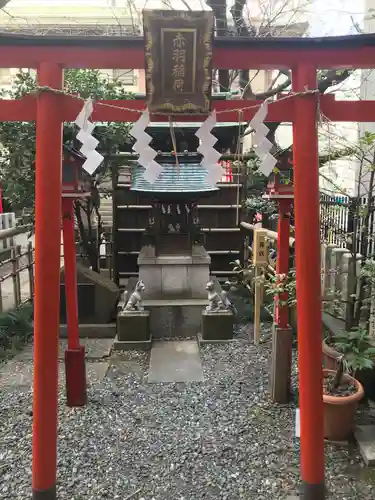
[1, 32, 375, 500]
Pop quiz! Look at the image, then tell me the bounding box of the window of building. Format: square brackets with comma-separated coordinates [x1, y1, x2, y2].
[0, 69, 11, 86]
[112, 69, 135, 86]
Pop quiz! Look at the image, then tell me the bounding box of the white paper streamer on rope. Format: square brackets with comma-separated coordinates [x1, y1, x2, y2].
[250, 101, 277, 177]
[129, 110, 163, 183]
[74, 98, 104, 175]
[195, 111, 224, 185]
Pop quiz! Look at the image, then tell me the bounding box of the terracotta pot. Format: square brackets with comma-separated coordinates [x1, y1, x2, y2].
[322, 340, 375, 401]
[322, 338, 342, 370]
[323, 369, 364, 441]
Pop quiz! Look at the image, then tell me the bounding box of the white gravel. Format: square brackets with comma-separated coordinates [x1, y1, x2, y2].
[0, 340, 374, 499]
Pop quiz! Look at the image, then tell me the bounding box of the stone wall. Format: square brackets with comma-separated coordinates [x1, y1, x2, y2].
[321, 243, 362, 323]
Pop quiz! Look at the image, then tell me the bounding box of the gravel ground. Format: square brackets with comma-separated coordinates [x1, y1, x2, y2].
[0, 339, 374, 499]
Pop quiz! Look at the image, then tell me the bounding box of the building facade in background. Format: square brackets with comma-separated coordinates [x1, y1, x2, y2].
[0, 0, 145, 92]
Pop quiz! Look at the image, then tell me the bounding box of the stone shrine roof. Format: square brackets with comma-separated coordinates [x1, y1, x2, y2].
[131, 164, 219, 194]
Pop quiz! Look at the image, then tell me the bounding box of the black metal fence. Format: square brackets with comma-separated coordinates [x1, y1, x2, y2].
[320, 194, 375, 257]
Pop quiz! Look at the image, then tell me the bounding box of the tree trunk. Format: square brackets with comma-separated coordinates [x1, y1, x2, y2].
[74, 200, 100, 272]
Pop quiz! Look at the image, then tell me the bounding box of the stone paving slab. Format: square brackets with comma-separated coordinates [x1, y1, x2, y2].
[58, 339, 113, 359]
[0, 360, 109, 389]
[355, 425, 375, 465]
[14, 338, 113, 362]
[148, 340, 204, 383]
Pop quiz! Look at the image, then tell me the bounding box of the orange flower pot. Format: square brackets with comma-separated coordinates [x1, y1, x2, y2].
[322, 339, 341, 370]
[323, 369, 364, 441]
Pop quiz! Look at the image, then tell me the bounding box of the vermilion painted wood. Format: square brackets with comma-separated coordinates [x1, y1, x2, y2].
[1, 37, 375, 69]
[3, 94, 375, 123]
[292, 64, 325, 494]
[61, 198, 80, 351]
[275, 199, 291, 330]
[32, 62, 63, 498]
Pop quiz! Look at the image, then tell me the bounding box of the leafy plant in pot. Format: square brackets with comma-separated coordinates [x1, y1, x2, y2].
[322, 326, 375, 400]
[323, 356, 364, 441]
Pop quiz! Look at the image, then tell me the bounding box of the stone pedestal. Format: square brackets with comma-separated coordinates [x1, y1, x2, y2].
[114, 310, 151, 350]
[117, 310, 150, 341]
[138, 244, 210, 299]
[201, 309, 234, 341]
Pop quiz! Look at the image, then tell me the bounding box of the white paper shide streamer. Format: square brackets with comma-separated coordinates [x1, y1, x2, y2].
[129, 110, 163, 183]
[250, 101, 277, 177]
[196, 111, 223, 185]
[75, 98, 104, 175]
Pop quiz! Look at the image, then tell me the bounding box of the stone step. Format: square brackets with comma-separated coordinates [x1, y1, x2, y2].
[143, 298, 208, 307]
[148, 340, 204, 383]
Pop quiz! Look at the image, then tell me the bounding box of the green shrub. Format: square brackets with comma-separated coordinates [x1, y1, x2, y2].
[0, 304, 33, 358]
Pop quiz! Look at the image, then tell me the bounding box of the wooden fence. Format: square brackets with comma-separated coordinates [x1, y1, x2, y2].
[0, 224, 34, 312]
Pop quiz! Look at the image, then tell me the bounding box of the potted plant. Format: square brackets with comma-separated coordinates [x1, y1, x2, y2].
[322, 326, 375, 400]
[323, 357, 364, 441]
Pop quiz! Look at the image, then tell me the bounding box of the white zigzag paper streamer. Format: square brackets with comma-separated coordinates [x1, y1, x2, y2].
[129, 110, 163, 183]
[250, 102, 277, 177]
[75, 98, 104, 175]
[195, 111, 224, 185]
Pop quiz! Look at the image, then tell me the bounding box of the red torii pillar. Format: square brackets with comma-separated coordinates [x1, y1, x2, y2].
[32, 63, 63, 500]
[292, 64, 325, 498]
[269, 194, 293, 404]
[62, 196, 87, 407]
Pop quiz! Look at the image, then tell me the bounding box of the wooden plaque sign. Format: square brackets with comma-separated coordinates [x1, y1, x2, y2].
[253, 229, 268, 266]
[143, 9, 214, 114]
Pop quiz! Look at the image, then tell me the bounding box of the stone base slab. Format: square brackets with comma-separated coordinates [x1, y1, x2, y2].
[59, 323, 116, 339]
[354, 425, 375, 465]
[144, 299, 207, 338]
[112, 335, 153, 352]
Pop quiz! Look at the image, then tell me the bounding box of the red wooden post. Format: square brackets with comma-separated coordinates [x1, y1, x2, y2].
[275, 199, 291, 329]
[32, 63, 63, 500]
[269, 195, 294, 404]
[62, 197, 87, 407]
[292, 64, 325, 498]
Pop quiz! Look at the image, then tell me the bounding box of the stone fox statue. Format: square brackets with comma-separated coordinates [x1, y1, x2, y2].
[205, 280, 224, 311]
[221, 281, 237, 316]
[123, 280, 146, 312]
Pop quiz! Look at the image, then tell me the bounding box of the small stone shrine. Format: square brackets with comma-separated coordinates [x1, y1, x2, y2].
[132, 153, 218, 300]
[115, 153, 224, 341]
